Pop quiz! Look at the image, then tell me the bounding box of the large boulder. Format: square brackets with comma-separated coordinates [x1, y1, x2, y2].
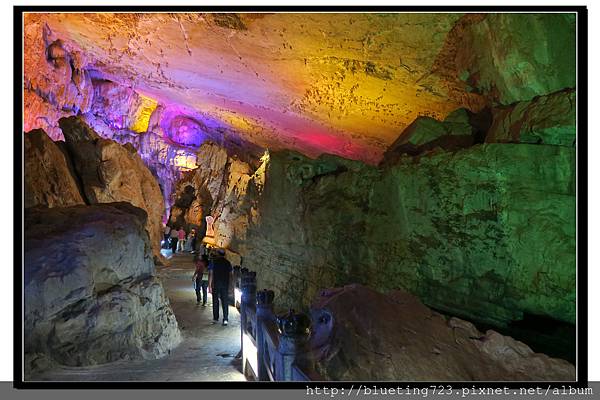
[381, 108, 491, 165]
[310, 285, 574, 381]
[24, 129, 85, 208]
[24, 202, 181, 374]
[58, 116, 165, 258]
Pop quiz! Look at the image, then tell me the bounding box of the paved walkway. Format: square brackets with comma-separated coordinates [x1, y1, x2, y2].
[35, 250, 245, 382]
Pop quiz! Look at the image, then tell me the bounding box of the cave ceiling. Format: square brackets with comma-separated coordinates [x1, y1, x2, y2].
[25, 12, 490, 163]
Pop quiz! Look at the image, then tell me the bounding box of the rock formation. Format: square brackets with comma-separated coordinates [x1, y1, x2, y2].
[167, 142, 259, 263]
[485, 88, 576, 146]
[24, 129, 85, 208]
[450, 14, 576, 105]
[58, 116, 166, 258]
[24, 203, 181, 375]
[243, 89, 576, 330]
[310, 285, 574, 381]
[22, 13, 576, 164]
[381, 107, 491, 164]
[24, 21, 94, 140]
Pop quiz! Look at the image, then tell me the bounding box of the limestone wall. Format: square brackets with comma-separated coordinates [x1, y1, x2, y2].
[243, 94, 576, 328]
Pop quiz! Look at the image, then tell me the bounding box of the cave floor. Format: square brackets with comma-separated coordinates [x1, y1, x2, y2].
[34, 250, 245, 382]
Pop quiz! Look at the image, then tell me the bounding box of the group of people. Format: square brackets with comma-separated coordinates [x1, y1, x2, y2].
[192, 248, 233, 326]
[163, 225, 198, 254]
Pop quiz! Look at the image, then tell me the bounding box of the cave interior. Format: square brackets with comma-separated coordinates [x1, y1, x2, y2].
[23, 12, 577, 382]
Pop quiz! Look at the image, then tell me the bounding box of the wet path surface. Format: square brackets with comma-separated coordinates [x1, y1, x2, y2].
[36, 251, 245, 382]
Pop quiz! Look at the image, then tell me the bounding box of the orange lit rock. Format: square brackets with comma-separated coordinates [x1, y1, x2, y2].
[58, 116, 166, 259]
[24, 129, 85, 208]
[23, 13, 487, 164]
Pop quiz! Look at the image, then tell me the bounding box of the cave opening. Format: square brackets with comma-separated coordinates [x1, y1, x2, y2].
[22, 11, 578, 383]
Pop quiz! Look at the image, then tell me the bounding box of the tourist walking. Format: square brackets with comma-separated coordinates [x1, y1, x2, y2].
[163, 224, 171, 249]
[208, 248, 233, 325]
[192, 254, 209, 306]
[185, 229, 195, 252]
[189, 228, 197, 253]
[169, 227, 178, 253]
[177, 227, 186, 252]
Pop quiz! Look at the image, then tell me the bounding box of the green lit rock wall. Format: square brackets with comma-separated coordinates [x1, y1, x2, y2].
[455, 13, 576, 105]
[486, 88, 575, 146]
[244, 142, 575, 327]
[369, 144, 575, 326]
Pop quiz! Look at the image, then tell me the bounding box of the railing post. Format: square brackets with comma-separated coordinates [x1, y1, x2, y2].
[276, 310, 312, 381]
[256, 289, 275, 381]
[233, 266, 242, 307]
[240, 270, 256, 377]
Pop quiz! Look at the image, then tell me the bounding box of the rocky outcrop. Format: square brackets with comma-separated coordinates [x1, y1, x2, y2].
[451, 14, 576, 105]
[168, 142, 258, 260]
[244, 139, 575, 329]
[370, 143, 575, 326]
[382, 107, 491, 163]
[24, 129, 85, 208]
[310, 285, 574, 381]
[168, 142, 229, 230]
[88, 79, 158, 133]
[58, 116, 166, 258]
[24, 203, 181, 375]
[25, 13, 576, 164]
[24, 20, 94, 140]
[486, 89, 575, 146]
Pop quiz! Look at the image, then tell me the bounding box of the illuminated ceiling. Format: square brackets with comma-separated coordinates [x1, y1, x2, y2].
[25, 13, 497, 162]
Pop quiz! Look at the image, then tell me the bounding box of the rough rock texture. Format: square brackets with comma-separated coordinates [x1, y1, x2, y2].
[22, 13, 469, 163]
[25, 13, 576, 164]
[381, 107, 491, 164]
[168, 142, 258, 262]
[88, 79, 158, 133]
[58, 116, 166, 258]
[485, 89, 575, 146]
[24, 203, 181, 374]
[24, 21, 94, 140]
[310, 285, 574, 381]
[371, 144, 575, 326]
[448, 14, 575, 105]
[244, 138, 575, 328]
[24, 129, 85, 208]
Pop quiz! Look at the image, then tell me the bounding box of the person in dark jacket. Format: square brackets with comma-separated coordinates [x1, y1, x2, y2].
[192, 254, 209, 306]
[208, 248, 233, 325]
[169, 227, 178, 253]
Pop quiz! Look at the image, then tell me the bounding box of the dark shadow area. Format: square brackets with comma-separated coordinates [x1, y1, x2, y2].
[475, 313, 576, 364]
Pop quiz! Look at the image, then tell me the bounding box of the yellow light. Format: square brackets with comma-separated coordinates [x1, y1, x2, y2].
[253, 149, 269, 193]
[172, 152, 198, 170]
[130, 94, 158, 133]
[243, 332, 258, 376]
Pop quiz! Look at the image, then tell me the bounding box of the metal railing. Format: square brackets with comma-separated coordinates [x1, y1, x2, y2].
[236, 267, 322, 381]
